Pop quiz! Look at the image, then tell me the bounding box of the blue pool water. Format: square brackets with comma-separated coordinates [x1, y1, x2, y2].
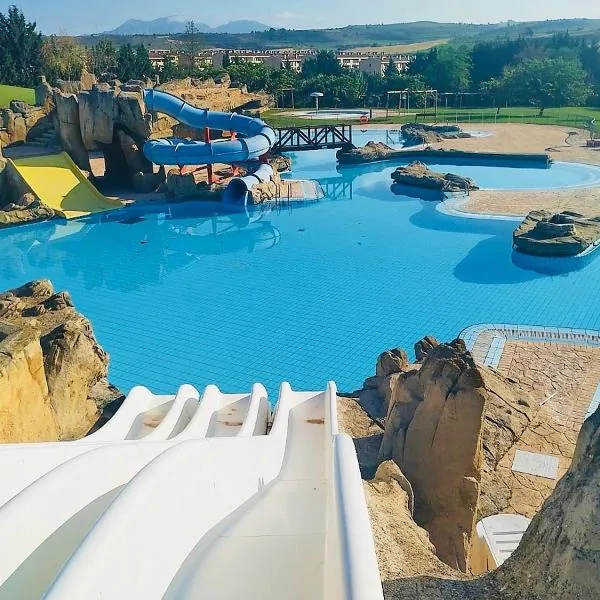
[2, 149, 600, 397]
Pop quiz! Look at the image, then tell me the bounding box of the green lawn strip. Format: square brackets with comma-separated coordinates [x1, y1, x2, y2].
[0, 84, 35, 108]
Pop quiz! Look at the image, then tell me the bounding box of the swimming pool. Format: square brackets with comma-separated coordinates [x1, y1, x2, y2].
[2, 149, 600, 397]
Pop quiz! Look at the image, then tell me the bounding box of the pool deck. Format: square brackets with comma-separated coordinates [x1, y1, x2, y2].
[431, 123, 600, 218]
[465, 324, 600, 517]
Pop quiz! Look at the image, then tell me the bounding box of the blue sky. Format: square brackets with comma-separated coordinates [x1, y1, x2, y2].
[2, 0, 600, 35]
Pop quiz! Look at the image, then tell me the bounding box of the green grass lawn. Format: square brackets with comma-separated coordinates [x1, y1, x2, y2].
[263, 106, 600, 132]
[0, 84, 35, 109]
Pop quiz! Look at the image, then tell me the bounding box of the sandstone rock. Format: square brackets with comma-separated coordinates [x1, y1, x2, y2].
[53, 91, 90, 170]
[337, 141, 406, 164]
[0, 295, 23, 318]
[0, 323, 59, 443]
[115, 90, 151, 143]
[13, 192, 37, 208]
[117, 129, 153, 174]
[43, 291, 74, 311]
[80, 70, 97, 91]
[337, 395, 384, 478]
[40, 316, 107, 439]
[415, 335, 439, 362]
[376, 348, 409, 378]
[79, 86, 115, 148]
[0, 205, 55, 229]
[490, 404, 600, 599]
[379, 339, 522, 572]
[0, 280, 119, 442]
[35, 76, 54, 107]
[9, 100, 31, 116]
[391, 161, 478, 193]
[401, 123, 470, 146]
[364, 460, 462, 584]
[11, 279, 54, 298]
[513, 210, 600, 257]
[56, 80, 81, 94]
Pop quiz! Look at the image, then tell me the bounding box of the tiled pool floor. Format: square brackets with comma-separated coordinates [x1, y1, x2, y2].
[2, 149, 600, 396]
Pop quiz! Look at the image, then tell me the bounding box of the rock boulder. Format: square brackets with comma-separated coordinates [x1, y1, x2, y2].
[391, 161, 478, 193]
[513, 210, 600, 257]
[0, 280, 122, 442]
[379, 339, 532, 572]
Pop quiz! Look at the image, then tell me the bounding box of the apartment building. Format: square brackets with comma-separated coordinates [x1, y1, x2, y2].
[149, 48, 413, 76]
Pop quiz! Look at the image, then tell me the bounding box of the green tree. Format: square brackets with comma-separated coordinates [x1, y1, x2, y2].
[411, 45, 472, 92]
[180, 20, 203, 71]
[222, 52, 231, 69]
[0, 5, 42, 87]
[134, 44, 153, 80]
[41, 36, 87, 82]
[301, 50, 343, 78]
[89, 38, 117, 75]
[384, 59, 398, 79]
[489, 57, 592, 116]
[116, 44, 137, 82]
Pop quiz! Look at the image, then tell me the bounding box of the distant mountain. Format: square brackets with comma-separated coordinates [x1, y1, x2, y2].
[105, 17, 270, 36]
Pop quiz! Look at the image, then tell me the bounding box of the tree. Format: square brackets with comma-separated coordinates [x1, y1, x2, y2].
[0, 5, 42, 87]
[488, 57, 592, 116]
[134, 45, 153, 80]
[41, 36, 87, 82]
[384, 59, 398, 79]
[89, 38, 117, 75]
[180, 20, 203, 71]
[301, 50, 343, 78]
[411, 45, 472, 92]
[222, 52, 231, 69]
[116, 44, 137, 82]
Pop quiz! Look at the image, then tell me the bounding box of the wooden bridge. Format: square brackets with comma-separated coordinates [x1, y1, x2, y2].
[272, 125, 356, 153]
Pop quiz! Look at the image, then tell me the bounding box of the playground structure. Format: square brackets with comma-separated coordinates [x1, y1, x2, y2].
[386, 89, 438, 120]
[0, 381, 383, 600]
[143, 89, 277, 205]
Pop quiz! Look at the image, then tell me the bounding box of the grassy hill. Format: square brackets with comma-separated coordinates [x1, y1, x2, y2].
[79, 18, 600, 51]
[0, 85, 35, 109]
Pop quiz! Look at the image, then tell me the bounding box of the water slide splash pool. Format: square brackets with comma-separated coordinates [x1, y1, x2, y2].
[0, 382, 382, 600]
[142, 89, 276, 204]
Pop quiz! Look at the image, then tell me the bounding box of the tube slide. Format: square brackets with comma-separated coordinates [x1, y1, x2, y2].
[143, 89, 275, 164]
[142, 89, 276, 205]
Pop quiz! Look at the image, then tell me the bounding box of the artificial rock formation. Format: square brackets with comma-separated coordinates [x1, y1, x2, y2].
[490, 404, 600, 599]
[400, 123, 471, 146]
[513, 210, 600, 257]
[337, 141, 407, 164]
[383, 402, 600, 600]
[391, 161, 478, 193]
[373, 337, 536, 573]
[0, 280, 121, 442]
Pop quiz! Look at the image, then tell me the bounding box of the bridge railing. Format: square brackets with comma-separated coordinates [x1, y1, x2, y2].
[273, 125, 355, 152]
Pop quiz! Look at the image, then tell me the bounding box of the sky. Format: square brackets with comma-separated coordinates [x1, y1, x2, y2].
[2, 0, 600, 35]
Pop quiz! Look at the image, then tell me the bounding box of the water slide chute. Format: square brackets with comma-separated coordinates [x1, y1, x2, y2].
[142, 89, 276, 204]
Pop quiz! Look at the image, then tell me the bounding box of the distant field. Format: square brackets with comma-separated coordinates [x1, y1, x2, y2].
[349, 39, 449, 54]
[0, 85, 35, 108]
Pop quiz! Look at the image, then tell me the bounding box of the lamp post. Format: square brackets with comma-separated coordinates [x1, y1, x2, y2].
[310, 91, 324, 114]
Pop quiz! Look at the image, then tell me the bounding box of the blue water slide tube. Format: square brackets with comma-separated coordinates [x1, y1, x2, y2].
[142, 89, 276, 165]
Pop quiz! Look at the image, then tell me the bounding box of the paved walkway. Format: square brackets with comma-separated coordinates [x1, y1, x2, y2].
[490, 340, 600, 516]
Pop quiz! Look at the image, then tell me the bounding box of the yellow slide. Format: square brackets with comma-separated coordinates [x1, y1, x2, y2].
[9, 152, 122, 219]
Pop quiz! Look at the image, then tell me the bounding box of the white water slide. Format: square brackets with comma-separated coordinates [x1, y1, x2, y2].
[0, 382, 382, 600]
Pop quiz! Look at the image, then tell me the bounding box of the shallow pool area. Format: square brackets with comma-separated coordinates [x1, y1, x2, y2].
[2, 148, 600, 397]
